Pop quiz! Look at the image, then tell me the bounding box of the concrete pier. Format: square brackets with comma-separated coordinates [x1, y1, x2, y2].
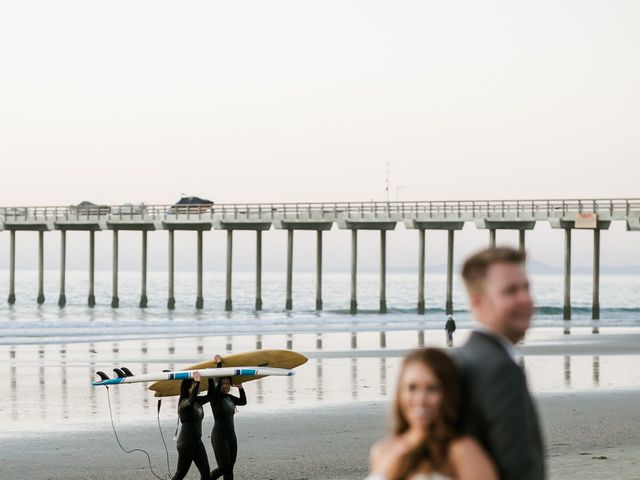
[2, 198, 637, 316]
[286, 229, 293, 311]
[37, 231, 45, 305]
[167, 230, 175, 310]
[225, 229, 233, 312]
[58, 230, 66, 307]
[489, 228, 496, 248]
[417, 229, 426, 314]
[139, 231, 148, 308]
[350, 229, 357, 314]
[111, 230, 119, 308]
[88, 231, 96, 307]
[196, 230, 203, 309]
[256, 230, 263, 311]
[592, 229, 600, 321]
[379, 230, 387, 313]
[563, 228, 571, 320]
[316, 230, 323, 310]
[8, 230, 15, 304]
[446, 230, 454, 315]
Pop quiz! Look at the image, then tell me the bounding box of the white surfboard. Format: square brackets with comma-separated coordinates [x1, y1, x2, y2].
[92, 366, 294, 387]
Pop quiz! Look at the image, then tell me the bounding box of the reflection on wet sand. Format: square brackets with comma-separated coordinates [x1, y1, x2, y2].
[2, 329, 640, 433]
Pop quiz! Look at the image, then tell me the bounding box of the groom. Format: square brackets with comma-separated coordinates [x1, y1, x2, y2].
[455, 247, 545, 480]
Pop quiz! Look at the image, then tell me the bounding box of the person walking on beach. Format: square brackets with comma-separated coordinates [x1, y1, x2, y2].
[455, 248, 545, 480]
[367, 348, 498, 480]
[445, 315, 456, 347]
[172, 371, 211, 480]
[209, 354, 247, 480]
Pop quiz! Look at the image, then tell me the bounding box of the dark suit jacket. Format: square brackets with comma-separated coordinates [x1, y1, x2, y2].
[455, 330, 545, 480]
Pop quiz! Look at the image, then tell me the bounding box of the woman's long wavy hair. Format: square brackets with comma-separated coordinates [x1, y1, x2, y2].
[388, 348, 462, 480]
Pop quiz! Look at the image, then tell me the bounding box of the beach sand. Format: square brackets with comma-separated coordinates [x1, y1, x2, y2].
[1, 390, 639, 480]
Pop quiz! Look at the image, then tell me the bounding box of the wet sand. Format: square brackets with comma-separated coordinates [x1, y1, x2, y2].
[1, 328, 639, 479]
[1, 390, 639, 480]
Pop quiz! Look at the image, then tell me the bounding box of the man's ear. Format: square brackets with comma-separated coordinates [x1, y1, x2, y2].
[469, 290, 483, 310]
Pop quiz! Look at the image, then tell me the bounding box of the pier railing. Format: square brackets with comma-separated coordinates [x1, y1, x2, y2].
[1, 198, 639, 221]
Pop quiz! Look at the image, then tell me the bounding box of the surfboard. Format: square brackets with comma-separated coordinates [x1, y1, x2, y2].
[92, 366, 294, 387]
[149, 349, 308, 397]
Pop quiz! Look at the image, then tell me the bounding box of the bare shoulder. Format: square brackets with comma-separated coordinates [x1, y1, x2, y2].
[449, 436, 483, 458]
[369, 437, 394, 462]
[448, 436, 498, 480]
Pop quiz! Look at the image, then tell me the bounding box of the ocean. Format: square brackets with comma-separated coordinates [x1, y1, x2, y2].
[1, 270, 639, 345]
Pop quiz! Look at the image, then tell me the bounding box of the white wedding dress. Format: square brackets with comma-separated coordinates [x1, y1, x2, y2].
[365, 474, 452, 480]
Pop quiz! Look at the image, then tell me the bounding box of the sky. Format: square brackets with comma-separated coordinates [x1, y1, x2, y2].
[1, 1, 639, 272]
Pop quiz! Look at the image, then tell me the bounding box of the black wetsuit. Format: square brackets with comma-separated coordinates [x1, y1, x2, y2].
[172, 381, 210, 480]
[208, 366, 247, 480]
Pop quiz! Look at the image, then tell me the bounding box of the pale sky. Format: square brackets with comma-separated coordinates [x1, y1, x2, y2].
[1, 1, 639, 271]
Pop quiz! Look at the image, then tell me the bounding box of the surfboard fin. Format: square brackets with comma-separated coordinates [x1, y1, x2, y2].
[96, 371, 109, 381]
[113, 368, 126, 378]
[121, 367, 134, 377]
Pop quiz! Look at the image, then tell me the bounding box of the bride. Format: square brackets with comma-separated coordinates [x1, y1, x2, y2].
[367, 348, 497, 480]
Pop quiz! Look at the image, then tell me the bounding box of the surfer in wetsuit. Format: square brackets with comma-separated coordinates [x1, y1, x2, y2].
[209, 354, 247, 480]
[172, 371, 210, 480]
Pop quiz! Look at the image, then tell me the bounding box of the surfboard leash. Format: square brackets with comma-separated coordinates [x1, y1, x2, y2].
[105, 386, 171, 480]
[156, 398, 172, 476]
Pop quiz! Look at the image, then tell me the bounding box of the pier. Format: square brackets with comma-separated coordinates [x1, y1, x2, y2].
[2, 199, 638, 322]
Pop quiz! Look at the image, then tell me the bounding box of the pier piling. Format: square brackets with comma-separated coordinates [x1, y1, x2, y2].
[37, 231, 45, 305]
[167, 230, 175, 310]
[8, 230, 16, 304]
[489, 228, 496, 248]
[445, 230, 454, 315]
[286, 229, 293, 311]
[139, 231, 148, 308]
[196, 230, 203, 309]
[380, 230, 387, 313]
[592, 228, 600, 322]
[519, 229, 526, 253]
[58, 230, 66, 307]
[316, 230, 323, 310]
[225, 230, 233, 312]
[256, 230, 263, 311]
[111, 230, 119, 308]
[563, 228, 571, 321]
[88, 231, 95, 307]
[417, 229, 425, 314]
[350, 229, 358, 314]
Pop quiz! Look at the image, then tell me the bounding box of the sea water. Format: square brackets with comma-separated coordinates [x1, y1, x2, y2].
[1, 271, 640, 345]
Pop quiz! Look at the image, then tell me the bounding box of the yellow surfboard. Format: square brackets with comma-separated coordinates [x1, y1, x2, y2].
[148, 349, 308, 397]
